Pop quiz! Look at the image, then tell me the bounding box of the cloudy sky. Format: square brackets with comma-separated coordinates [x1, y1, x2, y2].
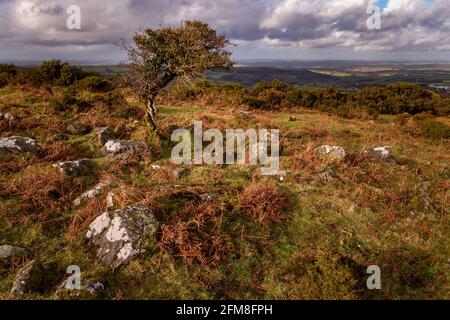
[0, 0, 449, 62]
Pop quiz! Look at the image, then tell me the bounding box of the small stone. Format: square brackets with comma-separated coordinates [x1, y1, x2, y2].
[289, 116, 297, 122]
[239, 111, 252, 119]
[0, 136, 42, 154]
[419, 181, 432, 193]
[95, 127, 115, 145]
[0, 245, 23, 259]
[86, 205, 158, 268]
[101, 140, 147, 158]
[316, 145, 346, 161]
[365, 146, 394, 162]
[318, 170, 335, 182]
[73, 179, 118, 207]
[55, 279, 105, 298]
[3, 112, 17, 121]
[106, 192, 115, 209]
[199, 193, 215, 202]
[53, 159, 93, 177]
[66, 123, 89, 135]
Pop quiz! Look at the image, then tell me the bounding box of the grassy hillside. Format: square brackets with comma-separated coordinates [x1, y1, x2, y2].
[0, 81, 448, 300]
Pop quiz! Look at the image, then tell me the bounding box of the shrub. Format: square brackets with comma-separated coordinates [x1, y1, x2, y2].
[417, 119, 450, 139]
[0, 64, 17, 77]
[0, 73, 8, 88]
[238, 183, 289, 225]
[158, 201, 228, 267]
[77, 76, 113, 93]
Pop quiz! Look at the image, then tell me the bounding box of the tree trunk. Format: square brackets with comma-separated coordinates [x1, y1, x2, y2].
[145, 96, 158, 132]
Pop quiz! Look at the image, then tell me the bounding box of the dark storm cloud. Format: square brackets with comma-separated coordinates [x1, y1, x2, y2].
[0, 0, 449, 60]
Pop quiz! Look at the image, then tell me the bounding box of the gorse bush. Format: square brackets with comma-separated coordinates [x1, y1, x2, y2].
[0, 64, 17, 88]
[77, 76, 113, 93]
[14, 60, 93, 87]
[241, 80, 449, 118]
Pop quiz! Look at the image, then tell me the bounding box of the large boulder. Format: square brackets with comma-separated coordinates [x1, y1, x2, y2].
[73, 179, 118, 207]
[101, 140, 147, 158]
[0, 136, 42, 154]
[10, 260, 44, 297]
[316, 145, 346, 161]
[86, 205, 158, 268]
[52, 159, 93, 177]
[0, 245, 23, 259]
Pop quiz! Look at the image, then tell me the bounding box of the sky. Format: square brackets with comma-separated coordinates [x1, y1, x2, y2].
[0, 0, 449, 63]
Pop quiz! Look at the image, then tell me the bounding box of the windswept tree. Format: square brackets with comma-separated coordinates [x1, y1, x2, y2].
[123, 20, 234, 132]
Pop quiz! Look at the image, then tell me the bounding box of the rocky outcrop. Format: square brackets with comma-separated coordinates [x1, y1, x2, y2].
[101, 140, 148, 158]
[0, 136, 42, 154]
[86, 205, 158, 268]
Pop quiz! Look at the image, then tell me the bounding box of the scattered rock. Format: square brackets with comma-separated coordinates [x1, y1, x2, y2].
[0, 136, 42, 154]
[365, 146, 394, 162]
[289, 116, 297, 122]
[55, 279, 105, 299]
[66, 123, 89, 135]
[0, 245, 23, 259]
[10, 260, 43, 297]
[73, 179, 119, 207]
[419, 181, 432, 193]
[86, 204, 159, 268]
[106, 192, 115, 209]
[95, 127, 115, 145]
[198, 193, 216, 202]
[2, 112, 17, 121]
[318, 170, 335, 182]
[53, 159, 93, 177]
[316, 145, 346, 161]
[101, 140, 148, 158]
[239, 111, 252, 119]
[151, 165, 189, 180]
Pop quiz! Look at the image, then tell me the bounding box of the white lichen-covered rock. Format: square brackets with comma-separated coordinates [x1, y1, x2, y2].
[52, 159, 92, 177]
[316, 145, 346, 161]
[10, 260, 43, 297]
[95, 127, 115, 145]
[3, 112, 17, 121]
[101, 140, 147, 157]
[73, 179, 118, 207]
[86, 205, 158, 268]
[0, 136, 42, 154]
[318, 170, 336, 182]
[365, 146, 394, 161]
[0, 245, 23, 259]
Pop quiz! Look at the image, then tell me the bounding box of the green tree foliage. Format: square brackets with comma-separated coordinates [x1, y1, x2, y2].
[123, 20, 234, 131]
